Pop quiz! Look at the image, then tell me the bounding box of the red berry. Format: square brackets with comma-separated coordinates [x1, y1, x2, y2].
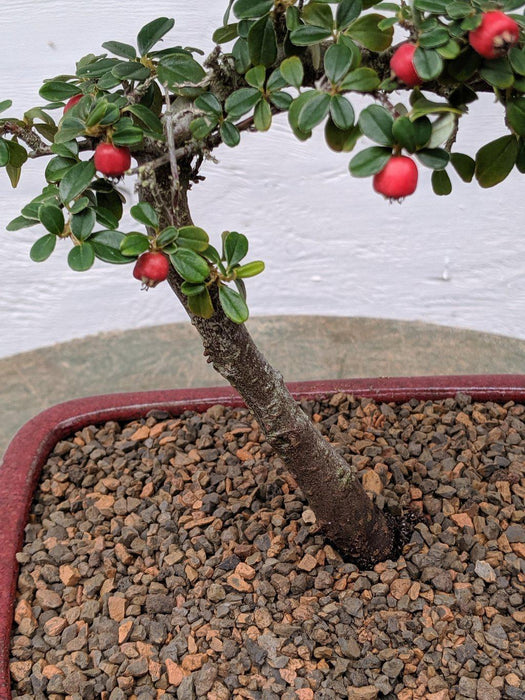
[469, 11, 519, 59]
[390, 44, 422, 87]
[133, 251, 170, 288]
[94, 143, 131, 177]
[63, 94, 82, 114]
[373, 156, 418, 200]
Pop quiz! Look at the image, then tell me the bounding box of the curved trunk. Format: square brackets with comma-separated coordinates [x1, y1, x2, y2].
[138, 164, 395, 567]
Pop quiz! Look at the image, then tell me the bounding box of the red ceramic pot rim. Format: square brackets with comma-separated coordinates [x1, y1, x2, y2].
[1, 374, 524, 698]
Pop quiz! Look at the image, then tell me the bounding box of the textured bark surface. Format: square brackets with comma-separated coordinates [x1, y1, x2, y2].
[137, 163, 396, 566]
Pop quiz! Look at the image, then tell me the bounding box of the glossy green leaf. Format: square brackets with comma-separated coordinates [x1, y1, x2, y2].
[224, 231, 249, 268]
[475, 135, 518, 188]
[245, 65, 266, 90]
[410, 96, 462, 120]
[427, 112, 457, 148]
[130, 202, 159, 228]
[39, 204, 65, 235]
[392, 116, 418, 152]
[432, 169, 452, 195]
[418, 28, 450, 48]
[171, 249, 210, 283]
[219, 285, 249, 324]
[68, 242, 95, 271]
[339, 67, 380, 92]
[330, 95, 354, 130]
[30, 234, 57, 262]
[345, 14, 394, 51]
[445, 1, 472, 18]
[39, 81, 80, 102]
[416, 148, 449, 170]
[479, 58, 514, 89]
[213, 23, 240, 44]
[181, 282, 207, 297]
[137, 17, 175, 56]
[325, 118, 361, 152]
[298, 91, 331, 131]
[414, 0, 448, 11]
[233, 0, 273, 19]
[6, 215, 38, 231]
[235, 260, 265, 278]
[0, 139, 9, 167]
[450, 152, 475, 182]
[55, 117, 85, 144]
[59, 160, 95, 204]
[188, 288, 214, 318]
[413, 48, 443, 80]
[507, 98, 525, 136]
[302, 2, 334, 30]
[70, 197, 91, 214]
[51, 140, 79, 159]
[221, 121, 241, 147]
[125, 104, 164, 136]
[0, 99, 12, 114]
[232, 37, 251, 73]
[324, 44, 352, 84]
[91, 230, 131, 264]
[447, 49, 480, 81]
[437, 39, 461, 59]
[111, 125, 143, 146]
[289, 25, 332, 46]
[248, 15, 277, 67]
[157, 54, 206, 89]
[6, 140, 28, 168]
[155, 226, 178, 247]
[509, 47, 525, 76]
[70, 208, 95, 240]
[177, 226, 209, 252]
[112, 62, 151, 81]
[280, 56, 304, 90]
[254, 99, 272, 131]
[336, 0, 363, 29]
[225, 87, 261, 118]
[120, 233, 150, 256]
[102, 41, 137, 59]
[195, 92, 223, 116]
[349, 146, 392, 176]
[270, 91, 293, 110]
[191, 116, 217, 139]
[358, 104, 394, 146]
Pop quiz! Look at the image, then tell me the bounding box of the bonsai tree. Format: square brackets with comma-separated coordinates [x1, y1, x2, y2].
[1, 0, 523, 567]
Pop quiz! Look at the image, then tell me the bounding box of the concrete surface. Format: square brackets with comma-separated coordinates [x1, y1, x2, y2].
[2, 315, 525, 458]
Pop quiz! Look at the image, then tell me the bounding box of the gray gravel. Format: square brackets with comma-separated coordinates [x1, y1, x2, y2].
[9, 393, 525, 699]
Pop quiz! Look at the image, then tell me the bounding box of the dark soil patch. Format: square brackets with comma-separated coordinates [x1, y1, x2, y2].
[10, 393, 525, 699]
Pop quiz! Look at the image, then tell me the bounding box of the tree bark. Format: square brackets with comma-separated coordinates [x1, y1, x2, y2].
[138, 163, 396, 567]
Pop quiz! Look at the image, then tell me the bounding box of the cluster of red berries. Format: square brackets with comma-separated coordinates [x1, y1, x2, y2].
[376, 10, 521, 201]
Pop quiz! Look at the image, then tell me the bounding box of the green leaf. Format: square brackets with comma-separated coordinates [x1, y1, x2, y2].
[224, 231, 249, 268]
[298, 91, 331, 131]
[418, 28, 450, 48]
[509, 47, 525, 76]
[248, 15, 277, 67]
[181, 282, 207, 297]
[213, 23, 240, 44]
[232, 37, 251, 73]
[336, 0, 363, 29]
[30, 234, 57, 262]
[219, 285, 249, 323]
[91, 230, 131, 264]
[507, 98, 525, 136]
[59, 160, 95, 204]
[190, 116, 216, 140]
[177, 226, 209, 252]
[39, 81, 80, 101]
[225, 87, 261, 118]
[85, 100, 109, 128]
[345, 14, 394, 52]
[286, 6, 301, 30]
[450, 152, 475, 182]
[416, 148, 449, 170]
[330, 95, 354, 130]
[55, 117, 85, 144]
[280, 56, 304, 90]
[254, 99, 272, 131]
[325, 118, 361, 152]
[289, 25, 332, 46]
[157, 54, 206, 90]
[0, 139, 9, 167]
[475, 135, 518, 188]
[349, 146, 392, 176]
[245, 65, 266, 90]
[221, 121, 241, 147]
[437, 39, 461, 59]
[111, 61, 151, 82]
[479, 58, 514, 89]
[0, 99, 12, 114]
[39, 204, 65, 235]
[70, 197, 91, 214]
[51, 140, 79, 159]
[170, 249, 210, 283]
[70, 208, 95, 240]
[432, 169, 452, 195]
[188, 288, 214, 318]
[413, 48, 443, 81]
[120, 233, 150, 256]
[427, 112, 457, 149]
[392, 116, 418, 152]
[235, 260, 265, 278]
[125, 104, 164, 136]
[102, 41, 137, 59]
[445, 1, 472, 18]
[6, 140, 28, 168]
[156, 226, 179, 247]
[111, 125, 143, 146]
[339, 67, 380, 92]
[358, 104, 394, 146]
[302, 2, 334, 30]
[447, 49, 480, 82]
[414, 0, 448, 11]
[76, 57, 121, 78]
[195, 93, 223, 116]
[324, 44, 352, 84]
[233, 0, 273, 19]
[7, 215, 39, 231]
[130, 202, 159, 229]
[410, 96, 462, 120]
[270, 91, 293, 110]
[137, 17, 175, 56]
[68, 242, 95, 271]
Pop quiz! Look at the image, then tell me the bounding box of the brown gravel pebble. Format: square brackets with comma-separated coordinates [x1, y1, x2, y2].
[9, 394, 525, 699]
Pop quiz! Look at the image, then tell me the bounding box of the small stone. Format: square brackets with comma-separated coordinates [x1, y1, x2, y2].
[476, 679, 501, 700]
[145, 594, 173, 614]
[458, 677, 477, 698]
[43, 616, 67, 637]
[451, 513, 474, 529]
[505, 525, 525, 543]
[390, 578, 412, 600]
[165, 659, 186, 687]
[382, 658, 404, 679]
[181, 653, 206, 672]
[207, 583, 226, 602]
[297, 553, 317, 572]
[347, 686, 378, 700]
[234, 562, 256, 580]
[108, 596, 126, 622]
[362, 470, 383, 495]
[127, 657, 149, 677]
[35, 588, 62, 610]
[474, 560, 497, 583]
[226, 573, 253, 592]
[10, 660, 32, 682]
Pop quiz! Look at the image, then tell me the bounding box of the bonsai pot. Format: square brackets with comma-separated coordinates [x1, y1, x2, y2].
[1, 374, 524, 699]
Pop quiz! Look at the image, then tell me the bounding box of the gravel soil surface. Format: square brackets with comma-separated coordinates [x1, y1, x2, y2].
[9, 393, 525, 700]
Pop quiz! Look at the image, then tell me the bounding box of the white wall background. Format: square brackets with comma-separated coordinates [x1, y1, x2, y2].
[1, 0, 524, 358]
